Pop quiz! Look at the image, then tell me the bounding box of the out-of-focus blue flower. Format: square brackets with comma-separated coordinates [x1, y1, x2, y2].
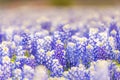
[90, 60, 111, 80]
[1, 8, 120, 80]
[41, 21, 51, 30]
[109, 22, 118, 36]
[12, 68, 22, 80]
[0, 34, 2, 43]
[109, 22, 120, 51]
[33, 65, 49, 80]
[64, 64, 90, 80]
[0, 33, 6, 43]
[22, 64, 34, 80]
[109, 61, 120, 80]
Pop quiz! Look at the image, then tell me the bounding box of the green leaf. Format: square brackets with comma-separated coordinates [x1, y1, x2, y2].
[48, 70, 51, 76]
[113, 60, 120, 67]
[24, 50, 30, 57]
[11, 54, 16, 63]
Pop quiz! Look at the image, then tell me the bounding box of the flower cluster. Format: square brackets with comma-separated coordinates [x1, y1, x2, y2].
[0, 8, 120, 80]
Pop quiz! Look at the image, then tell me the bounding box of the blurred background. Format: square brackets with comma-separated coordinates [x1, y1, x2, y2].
[0, 0, 120, 8]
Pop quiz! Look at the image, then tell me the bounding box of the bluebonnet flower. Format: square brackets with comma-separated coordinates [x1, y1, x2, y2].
[52, 39, 66, 68]
[30, 39, 37, 56]
[108, 22, 120, 51]
[71, 36, 90, 68]
[93, 46, 108, 60]
[0, 43, 10, 57]
[20, 33, 32, 51]
[65, 42, 81, 68]
[51, 31, 61, 50]
[45, 51, 63, 77]
[49, 59, 63, 77]
[90, 31, 109, 61]
[43, 36, 53, 52]
[34, 48, 46, 65]
[84, 43, 94, 68]
[107, 49, 116, 61]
